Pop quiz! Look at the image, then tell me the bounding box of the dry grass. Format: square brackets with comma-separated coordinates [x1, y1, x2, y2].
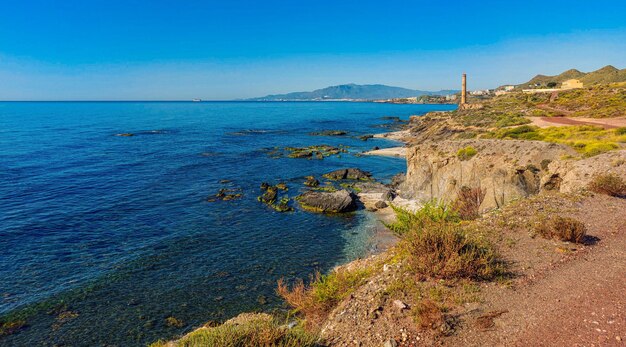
[588, 173, 626, 197]
[150, 315, 319, 347]
[534, 216, 587, 243]
[453, 186, 486, 220]
[276, 267, 372, 330]
[415, 300, 445, 330]
[404, 220, 503, 281]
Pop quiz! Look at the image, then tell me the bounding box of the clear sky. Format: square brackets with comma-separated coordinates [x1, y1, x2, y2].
[1, 0, 626, 100]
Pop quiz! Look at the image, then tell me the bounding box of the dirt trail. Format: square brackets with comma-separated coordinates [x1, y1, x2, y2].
[446, 195, 626, 347]
[529, 116, 626, 129]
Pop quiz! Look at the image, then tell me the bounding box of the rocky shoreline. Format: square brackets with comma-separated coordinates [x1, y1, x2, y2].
[152, 96, 626, 346]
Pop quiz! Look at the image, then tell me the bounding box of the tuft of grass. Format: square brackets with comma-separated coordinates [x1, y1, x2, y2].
[150, 315, 319, 347]
[385, 200, 460, 236]
[276, 267, 372, 329]
[404, 220, 503, 281]
[588, 173, 626, 197]
[415, 300, 445, 330]
[534, 216, 587, 243]
[457, 146, 478, 161]
[453, 186, 486, 220]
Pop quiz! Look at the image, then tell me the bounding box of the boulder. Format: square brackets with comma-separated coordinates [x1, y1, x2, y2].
[298, 189, 358, 213]
[323, 168, 372, 180]
[375, 201, 388, 209]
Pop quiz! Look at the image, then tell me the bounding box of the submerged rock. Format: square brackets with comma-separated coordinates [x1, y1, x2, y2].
[298, 189, 357, 213]
[358, 134, 374, 141]
[258, 186, 278, 204]
[309, 130, 348, 136]
[258, 184, 293, 212]
[265, 145, 348, 160]
[323, 168, 372, 180]
[207, 188, 243, 202]
[115, 133, 134, 137]
[304, 176, 320, 187]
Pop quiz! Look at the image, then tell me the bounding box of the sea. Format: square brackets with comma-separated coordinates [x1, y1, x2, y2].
[0, 101, 455, 346]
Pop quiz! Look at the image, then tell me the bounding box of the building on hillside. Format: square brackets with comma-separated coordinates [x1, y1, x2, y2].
[503, 85, 515, 91]
[561, 79, 583, 90]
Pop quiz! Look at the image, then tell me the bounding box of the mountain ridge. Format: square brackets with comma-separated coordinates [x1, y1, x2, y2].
[246, 83, 459, 101]
[516, 65, 626, 89]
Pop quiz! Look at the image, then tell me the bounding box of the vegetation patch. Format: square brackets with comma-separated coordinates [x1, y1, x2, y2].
[385, 200, 460, 236]
[453, 186, 486, 220]
[588, 173, 626, 197]
[487, 125, 625, 157]
[534, 216, 587, 243]
[404, 220, 503, 281]
[150, 315, 319, 347]
[456, 146, 478, 161]
[277, 267, 373, 329]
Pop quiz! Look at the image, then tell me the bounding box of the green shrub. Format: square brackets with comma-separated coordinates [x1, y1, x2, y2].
[386, 200, 460, 236]
[534, 216, 587, 243]
[457, 146, 478, 161]
[615, 127, 626, 136]
[581, 142, 619, 157]
[150, 315, 319, 347]
[588, 173, 626, 197]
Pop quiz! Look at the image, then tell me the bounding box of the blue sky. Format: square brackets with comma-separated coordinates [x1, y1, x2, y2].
[1, 0, 626, 100]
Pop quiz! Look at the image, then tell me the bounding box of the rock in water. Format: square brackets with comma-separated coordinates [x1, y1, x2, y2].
[304, 176, 320, 187]
[323, 168, 372, 180]
[298, 189, 357, 213]
[258, 187, 277, 204]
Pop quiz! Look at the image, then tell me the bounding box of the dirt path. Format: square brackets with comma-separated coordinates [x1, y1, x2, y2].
[529, 116, 626, 129]
[446, 195, 626, 347]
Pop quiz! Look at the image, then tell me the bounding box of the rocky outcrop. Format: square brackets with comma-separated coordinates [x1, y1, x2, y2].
[298, 189, 358, 213]
[543, 150, 626, 192]
[400, 139, 578, 211]
[323, 168, 372, 180]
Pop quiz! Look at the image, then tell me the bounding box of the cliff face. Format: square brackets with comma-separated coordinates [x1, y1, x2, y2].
[400, 139, 578, 210]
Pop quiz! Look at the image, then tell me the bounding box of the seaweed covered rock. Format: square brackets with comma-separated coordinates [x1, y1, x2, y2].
[298, 189, 357, 213]
[323, 168, 372, 181]
[309, 130, 348, 136]
[304, 176, 320, 187]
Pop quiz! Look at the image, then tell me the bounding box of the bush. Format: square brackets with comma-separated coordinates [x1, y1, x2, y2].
[277, 267, 371, 329]
[534, 216, 586, 243]
[404, 220, 503, 281]
[457, 146, 478, 161]
[386, 200, 459, 236]
[588, 173, 626, 197]
[453, 186, 486, 220]
[150, 315, 319, 347]
[615, 127, 626, 136]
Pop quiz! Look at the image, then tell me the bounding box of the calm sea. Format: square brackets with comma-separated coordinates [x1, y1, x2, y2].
[0, 101, 455, 346]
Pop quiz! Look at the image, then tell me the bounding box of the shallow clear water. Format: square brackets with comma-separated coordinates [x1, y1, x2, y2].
[0, 101, 455, 346]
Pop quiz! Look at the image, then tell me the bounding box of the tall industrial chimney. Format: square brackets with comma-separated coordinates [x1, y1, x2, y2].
[461, 73, 467, 105]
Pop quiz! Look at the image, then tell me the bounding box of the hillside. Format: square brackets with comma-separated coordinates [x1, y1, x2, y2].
[516, 65, 626, 89]
[247, 84, 458, 101]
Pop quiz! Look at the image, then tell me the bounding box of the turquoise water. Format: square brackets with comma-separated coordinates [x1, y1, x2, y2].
[0, 101, 455, 346]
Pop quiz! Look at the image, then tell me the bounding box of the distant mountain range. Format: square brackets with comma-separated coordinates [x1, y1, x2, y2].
[246, 84, 459, 101]
[515, 65, 626, 89]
